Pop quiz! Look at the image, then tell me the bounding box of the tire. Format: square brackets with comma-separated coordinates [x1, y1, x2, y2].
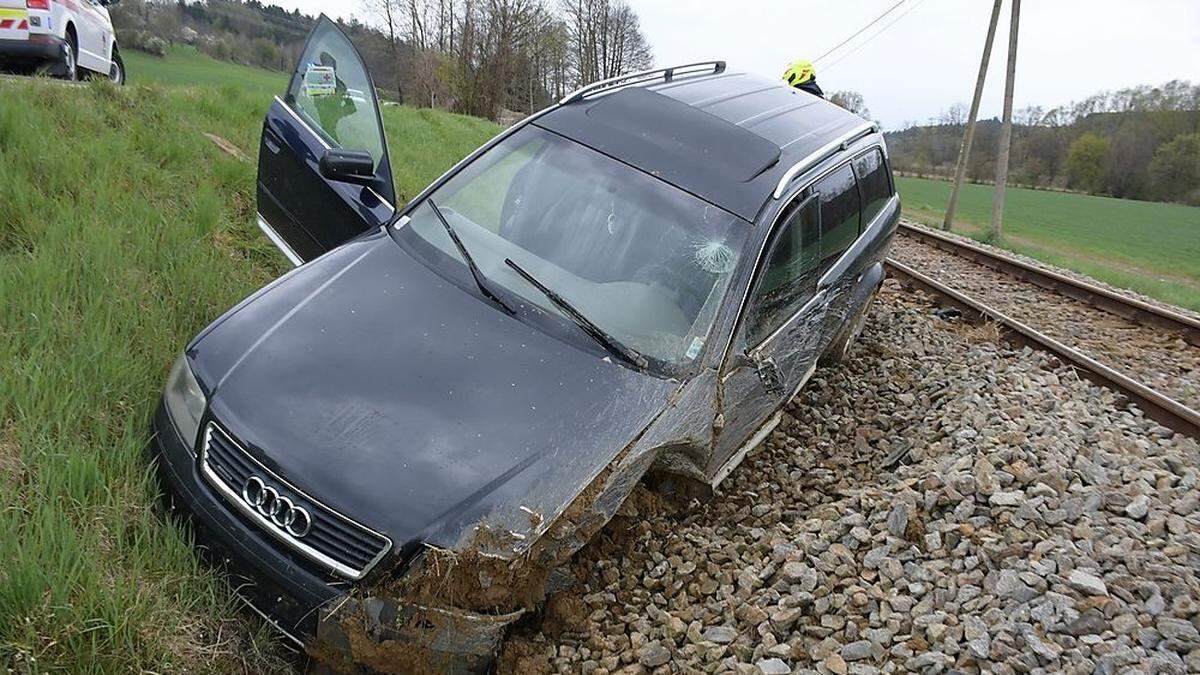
[60, 31, 78, 81]
[819, 287, 878, 367]
[108, 49, 125, 85]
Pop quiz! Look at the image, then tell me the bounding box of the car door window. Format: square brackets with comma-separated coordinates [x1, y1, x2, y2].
[815, 164, 861, 272]
[853, 149, 892, 226]
[285, 20, 386, 170]
[743, 195, 821, 347]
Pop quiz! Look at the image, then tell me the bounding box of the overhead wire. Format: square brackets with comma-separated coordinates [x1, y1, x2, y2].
[820, 0, 931, 73]
[813, 0, 911, 65]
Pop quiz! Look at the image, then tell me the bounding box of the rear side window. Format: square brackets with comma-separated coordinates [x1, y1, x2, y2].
[744, 196, 821, 346]
[815, 164, 861, 271]
[853, 148, 892, 226]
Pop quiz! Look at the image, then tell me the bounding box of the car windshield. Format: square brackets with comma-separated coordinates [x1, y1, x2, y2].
[394, 125, 749, 371]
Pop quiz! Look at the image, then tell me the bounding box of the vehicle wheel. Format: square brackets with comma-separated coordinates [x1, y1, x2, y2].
[58, 32, 78, 81]
[108, 50, 125, 85]
[820, 287, 878, 367]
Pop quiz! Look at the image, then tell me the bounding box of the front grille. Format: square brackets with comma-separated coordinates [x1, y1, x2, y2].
[199, 423, 391, 580]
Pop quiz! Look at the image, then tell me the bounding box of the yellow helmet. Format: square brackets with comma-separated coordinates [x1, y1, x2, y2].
[783, 59, 816, 86]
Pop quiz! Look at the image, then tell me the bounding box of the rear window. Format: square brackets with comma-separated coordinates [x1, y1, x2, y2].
[814, 164, 860, 270]
[853, 148, 892, 226]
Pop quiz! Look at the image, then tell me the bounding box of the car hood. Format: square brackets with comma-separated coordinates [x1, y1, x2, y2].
[189, 231, 678, 558]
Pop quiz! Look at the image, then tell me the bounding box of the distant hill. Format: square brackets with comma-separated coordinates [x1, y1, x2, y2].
[112, 0, 404, 101]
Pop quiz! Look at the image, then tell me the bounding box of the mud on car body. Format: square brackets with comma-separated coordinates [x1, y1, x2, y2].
[149, 15, 899, 671]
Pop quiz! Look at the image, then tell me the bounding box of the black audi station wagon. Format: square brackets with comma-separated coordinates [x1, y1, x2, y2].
[150, 16, 898, 669]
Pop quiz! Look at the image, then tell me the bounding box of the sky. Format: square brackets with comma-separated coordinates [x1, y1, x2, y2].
[267, 0, 1200, 130]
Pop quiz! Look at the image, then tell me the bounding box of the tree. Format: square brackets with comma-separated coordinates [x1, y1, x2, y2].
[828, 91, 870, 119]
[1065, 133, 1111, 193]
[368, 0, 405, 103]
[560, 0, 652, 86]
[940, 102, 968, 126]
[1149, 133, 1200, 204]
[1104, 118, 1156, 198]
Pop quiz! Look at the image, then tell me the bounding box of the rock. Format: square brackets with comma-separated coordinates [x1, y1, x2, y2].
[886, 503, 909, 537]
[755, 657, 790, 674]
[1125, 494, 1150, 520]
[823, 653, 848, 675]
[703, 626, 738, 645]
[841, 640, 874, 661]
[1067, 569, 1108, 597]
[1157, 617, 1200, 644]
[638, 643, 671, 668]
[989, 491, 1024, 507]
[769, 607, 802, 632]
[1062, 609, 1107, 636]
[995, 570, 1038, 603]
[1022, 626, 1062, 662]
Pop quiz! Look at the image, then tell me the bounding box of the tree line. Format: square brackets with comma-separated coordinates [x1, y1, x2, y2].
[111, 0, 653, 121]
[885, 80, 1200, 206]
[367, 0, 651, 119]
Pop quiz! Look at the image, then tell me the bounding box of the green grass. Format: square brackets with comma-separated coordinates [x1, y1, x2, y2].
[0, 74, 498, 672]
[897, 176, 1200, 311]
[123, 45, 287, 95]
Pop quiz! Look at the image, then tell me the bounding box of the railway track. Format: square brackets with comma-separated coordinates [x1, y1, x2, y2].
[884, 239, 1200, 440]
[896, 222, 1200, 345]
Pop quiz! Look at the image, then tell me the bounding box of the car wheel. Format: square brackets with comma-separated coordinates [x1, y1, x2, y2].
[58, 34, 78, 81]
[108, 50, 125, 85]
[820, 287, 878, 367]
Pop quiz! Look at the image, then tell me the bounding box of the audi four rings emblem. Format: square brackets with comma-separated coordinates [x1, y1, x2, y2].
[242, 476, 312, 537]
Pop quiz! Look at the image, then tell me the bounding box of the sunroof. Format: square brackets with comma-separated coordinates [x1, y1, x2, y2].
[584, 87, 781, 182]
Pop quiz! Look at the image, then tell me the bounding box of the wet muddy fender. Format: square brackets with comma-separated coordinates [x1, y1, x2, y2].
[313, 597, 524, 673]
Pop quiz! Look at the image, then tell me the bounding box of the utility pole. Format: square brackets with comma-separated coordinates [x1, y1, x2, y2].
[943, 0, 1003, 232]
[989, 0, 1021, 241]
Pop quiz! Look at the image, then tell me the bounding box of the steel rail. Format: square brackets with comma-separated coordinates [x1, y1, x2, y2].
[885, 258, 1200, 440]
[896, 222, 1200, 346]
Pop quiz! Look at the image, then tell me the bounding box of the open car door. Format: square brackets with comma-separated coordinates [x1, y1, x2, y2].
[256, 15, 396, 265]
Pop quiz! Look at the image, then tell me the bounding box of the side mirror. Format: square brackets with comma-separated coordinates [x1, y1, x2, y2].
[319, 148, 375, 185]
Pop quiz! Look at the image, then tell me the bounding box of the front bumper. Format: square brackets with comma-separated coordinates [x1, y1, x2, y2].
[0, 35, 64, 63]
[151, 401, 526, 670]
[149, 401, 345, 643]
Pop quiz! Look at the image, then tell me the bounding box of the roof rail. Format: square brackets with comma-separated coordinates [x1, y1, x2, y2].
[559, 61, 727, 105]
[772, 122, 879, 199]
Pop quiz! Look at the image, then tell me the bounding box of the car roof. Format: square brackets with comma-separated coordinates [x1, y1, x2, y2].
[534, 68, 871, 221]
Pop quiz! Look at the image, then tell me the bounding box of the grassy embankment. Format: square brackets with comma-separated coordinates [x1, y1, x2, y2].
[0, 48, 499, 671]
[898, 176, 1200, 311]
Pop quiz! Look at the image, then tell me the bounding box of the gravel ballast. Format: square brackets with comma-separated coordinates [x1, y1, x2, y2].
[890, 224, 1199, 412]
[498, 282, 1200, 674]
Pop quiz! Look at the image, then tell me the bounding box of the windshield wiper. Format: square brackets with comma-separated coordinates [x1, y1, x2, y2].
[504, 258, 648, 370]
[427, 199, 515, 315]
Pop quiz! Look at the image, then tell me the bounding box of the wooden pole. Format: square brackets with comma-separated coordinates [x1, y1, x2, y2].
[989, 0, 1020, 241]
[943, 0, 1003, 232]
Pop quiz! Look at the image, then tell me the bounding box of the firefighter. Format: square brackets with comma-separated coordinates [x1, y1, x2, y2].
[782, 59, 824, 98]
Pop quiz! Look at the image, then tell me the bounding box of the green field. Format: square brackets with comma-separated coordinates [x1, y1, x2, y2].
[0, 66, 499, 670]
[898, 176, 1200, 311]
[124, 45, 287, 95]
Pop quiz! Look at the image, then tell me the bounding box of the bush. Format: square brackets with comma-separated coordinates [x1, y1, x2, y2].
[143, 36, 169, 57]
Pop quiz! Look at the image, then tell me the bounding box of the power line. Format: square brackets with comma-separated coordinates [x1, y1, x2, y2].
[813, 0, 910, 65]
[820, 0, 930, 73]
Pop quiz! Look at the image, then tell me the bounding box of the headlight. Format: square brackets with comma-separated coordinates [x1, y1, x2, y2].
[164, 353, 206, 453]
